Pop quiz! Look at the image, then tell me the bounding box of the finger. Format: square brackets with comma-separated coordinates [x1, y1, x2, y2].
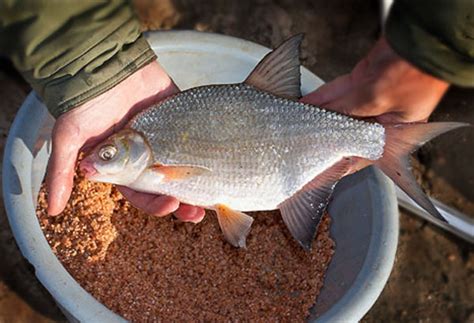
[118, 186, 180, 217]
[375, 110, 430, 124]
[322, 85, 390, 117]
[374, 112, 403, 124]
[174, 204, 206, 223]
[300, 74, 354, 106]
[46, 124, 82, 216]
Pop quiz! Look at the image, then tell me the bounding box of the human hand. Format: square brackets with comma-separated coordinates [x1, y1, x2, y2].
[301, 37, 450, 123]
[46, 61, 205, 222]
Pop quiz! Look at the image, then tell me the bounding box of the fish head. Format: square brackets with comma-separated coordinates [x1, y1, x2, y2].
[80, 129, 152, 185]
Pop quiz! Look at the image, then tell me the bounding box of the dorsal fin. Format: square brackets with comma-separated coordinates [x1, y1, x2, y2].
[244, 34, 303, 100]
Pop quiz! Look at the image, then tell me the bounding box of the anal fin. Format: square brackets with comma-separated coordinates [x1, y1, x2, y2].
[279, 158, 353, 250]
[215, 204, 254, 248]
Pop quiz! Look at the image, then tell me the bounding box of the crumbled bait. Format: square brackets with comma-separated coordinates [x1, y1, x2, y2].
[36, 169, 335, 322]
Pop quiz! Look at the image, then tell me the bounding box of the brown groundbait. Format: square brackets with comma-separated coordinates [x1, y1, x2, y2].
[36, 170, 334, 322]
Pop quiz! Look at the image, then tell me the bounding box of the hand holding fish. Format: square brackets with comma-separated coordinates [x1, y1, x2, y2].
[78, 35, 466, 249]
[46, 61, 205, 222]
[301, 37, 450, 123]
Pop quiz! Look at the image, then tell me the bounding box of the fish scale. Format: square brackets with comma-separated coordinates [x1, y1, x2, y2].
[128, 83, 385, 210]
[82, 34, 463, 248]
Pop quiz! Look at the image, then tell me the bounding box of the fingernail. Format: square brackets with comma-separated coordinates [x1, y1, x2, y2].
[47, 207, 59, 216]
[188, 209, 206, 224]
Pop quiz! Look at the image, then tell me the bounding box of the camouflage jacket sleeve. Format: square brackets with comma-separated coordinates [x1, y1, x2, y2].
[0, 0, 157, 118]
[385, 0, 474, 87]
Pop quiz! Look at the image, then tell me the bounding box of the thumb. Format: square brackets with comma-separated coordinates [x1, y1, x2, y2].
[300, 73, 354, 106]
[319, 83, 389, 118]
[303, 78, 386, 118]
[46, 121, 82, 215]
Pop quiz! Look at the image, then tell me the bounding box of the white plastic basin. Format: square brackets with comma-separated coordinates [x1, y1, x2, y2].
[2, 30, 398, 322]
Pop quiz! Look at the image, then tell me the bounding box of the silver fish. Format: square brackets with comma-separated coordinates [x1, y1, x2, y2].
[80, 35, 467, 249]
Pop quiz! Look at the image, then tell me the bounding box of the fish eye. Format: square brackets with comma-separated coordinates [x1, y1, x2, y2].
[98, 144, 117, 161]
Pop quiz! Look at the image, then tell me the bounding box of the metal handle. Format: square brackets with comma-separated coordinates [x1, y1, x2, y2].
[396, 187, 474, 244]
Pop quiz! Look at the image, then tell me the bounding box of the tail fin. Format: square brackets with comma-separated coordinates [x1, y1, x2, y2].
[376, 122, 469, 221]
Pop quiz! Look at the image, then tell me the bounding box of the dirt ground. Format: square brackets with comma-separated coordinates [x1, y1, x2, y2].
[0, 0, 472, 322]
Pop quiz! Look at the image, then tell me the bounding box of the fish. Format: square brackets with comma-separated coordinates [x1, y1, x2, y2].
[80, 34, 468, 250]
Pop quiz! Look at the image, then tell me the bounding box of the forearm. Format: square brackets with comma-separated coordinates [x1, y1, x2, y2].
[0, 0, 156, 117]
[385, 0, 474, 87]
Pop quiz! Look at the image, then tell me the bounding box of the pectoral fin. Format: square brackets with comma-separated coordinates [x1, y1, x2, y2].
[279, 158, 353, 250]
[150, 164, 211, 182]
[215, 204, 254, 248]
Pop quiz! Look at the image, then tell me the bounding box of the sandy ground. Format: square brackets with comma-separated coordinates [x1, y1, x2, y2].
[0, 0, 473, 322]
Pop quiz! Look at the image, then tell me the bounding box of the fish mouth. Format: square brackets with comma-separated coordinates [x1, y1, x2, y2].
[79, 159, 98, 178]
